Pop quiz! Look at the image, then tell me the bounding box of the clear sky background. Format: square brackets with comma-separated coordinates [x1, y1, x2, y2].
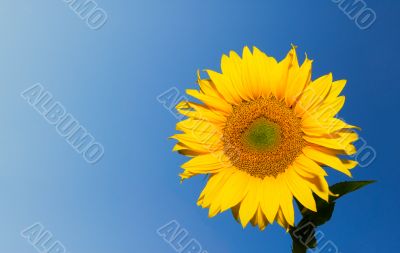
[0, 0, 398, 252]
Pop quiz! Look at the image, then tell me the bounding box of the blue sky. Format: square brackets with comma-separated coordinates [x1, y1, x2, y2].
[0, 0, 398, 252]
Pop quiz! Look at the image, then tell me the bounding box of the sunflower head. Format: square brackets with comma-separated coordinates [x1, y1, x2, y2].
[172, 46, 359, 231]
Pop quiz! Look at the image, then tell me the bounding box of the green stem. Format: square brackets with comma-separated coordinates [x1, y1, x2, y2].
[291, 237, 308, 253]
[290, 229, 308, 253]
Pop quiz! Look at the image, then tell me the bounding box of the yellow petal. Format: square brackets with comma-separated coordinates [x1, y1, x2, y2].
[271, 47, 297, 100]
[285, 168, 317, 212]
[260, 176, 280, 223]
[241, 46, 261, 100]
[176, 101, 227, 124]
[221, 52, 249, 101]
[181, 151, 230, 175]
[231, 204, 240, 222]
[207, 69, 242, 105]
[250, 206, 269, 230]
[303, 135, 346, 151]
[342, 159, 358, 170]
[303, 131, 358, 155]
[324, 79, 346, 104]
[275, 208, 290, 231]
[276, 175, 295, 226]
[295, 73, 332, 116]
[310, 96, 345, 120]
[171, 133, 223, 153]
[239, 177, 261, 228]
[176, 118, 222, 135]
[252, 46, 277, 98]
[293, 154, 327, 176]
[302, 146, 352, 177]
[219, 170, 250, 212]
[196, 71, 224, 99]
[302, 117, 357, 136]
[186, 89, 232, 115]
[198, 168, 235, 208]
[285, 56, 312, 106]
[296, 173, 331, 202]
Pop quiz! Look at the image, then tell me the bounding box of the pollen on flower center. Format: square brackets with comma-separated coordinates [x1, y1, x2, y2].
[222, 97, 305, 179]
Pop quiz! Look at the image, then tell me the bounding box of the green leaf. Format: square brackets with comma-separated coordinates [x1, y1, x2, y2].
[295, 197, 335, 227]
[297, 180, 375, 225]
[330, 180, 376, 201]
[290, 180, 375, 252]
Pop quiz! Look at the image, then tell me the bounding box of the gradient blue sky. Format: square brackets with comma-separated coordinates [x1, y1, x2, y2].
[0, 0, 398, 252]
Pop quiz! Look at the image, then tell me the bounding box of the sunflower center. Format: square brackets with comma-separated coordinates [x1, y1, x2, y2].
[242, 117, 281, 151]
[223, 97, 305, 179]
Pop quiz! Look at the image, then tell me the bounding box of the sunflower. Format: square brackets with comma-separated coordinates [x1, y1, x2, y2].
[172, 46, 359, 231]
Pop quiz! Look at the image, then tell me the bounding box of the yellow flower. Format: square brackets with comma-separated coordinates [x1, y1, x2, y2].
[172, 46, 359, 231]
